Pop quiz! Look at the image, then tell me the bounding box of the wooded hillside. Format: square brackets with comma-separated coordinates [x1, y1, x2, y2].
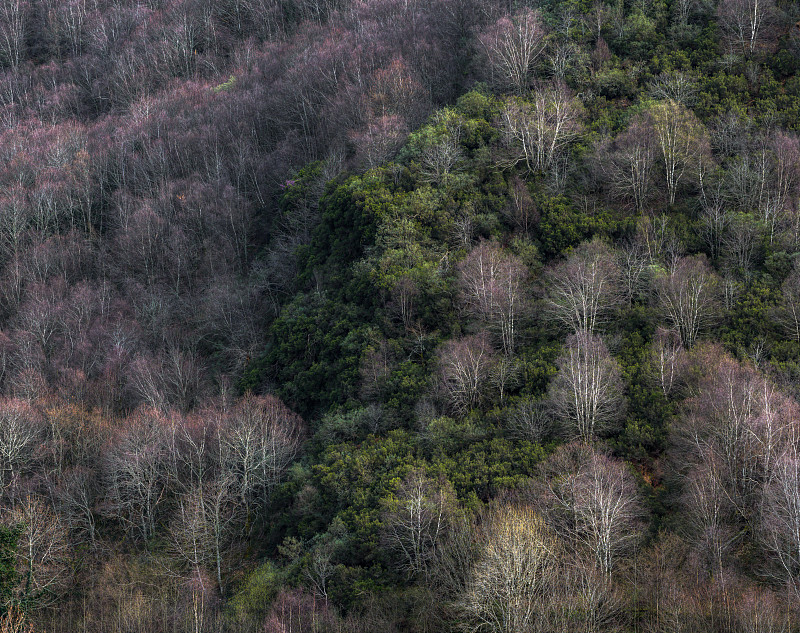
[0, 0, 799, 631]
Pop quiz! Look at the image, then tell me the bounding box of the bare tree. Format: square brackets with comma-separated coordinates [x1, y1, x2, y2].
[649, 100, 708, 206]
[418, 132, 464, 185]
[761, 439, 800, 595]
[544, 238, 621, 335]
[603, 113, 657, 213]
[458, 241, 527, 355]
[617, 238, 650, 306]
[477, 9, 547, 95]
[0, 400, 42, 498]
[650, 328, 686, 398]
[547, 332, 625, 442]
[655, 255, 719, 348]
[721, 212, 760, 278]
[699, 176, 731, 259]
[778, 263, 800, 342]
[219, 395, 305, 519]
[460, 505, 558, 633]
[437, 332, 496, 416]
[4, 495, 70, 608]
[765, 131, 800, 246]
[649, 72, 698, 107]
[381, 469, 457, 580]
[681, 454, 739, 574]
[538, 444, 644, 575]
[505, 396, 552, 443]
[717, 0, 776, 56]
[502, 175, 538, 236]
[102, 409, 173, 541]
[168, 474, 240, 597]
[51, 466, 98, 546]
[501, 82, 583, 181]
[0, 0, 26, 70]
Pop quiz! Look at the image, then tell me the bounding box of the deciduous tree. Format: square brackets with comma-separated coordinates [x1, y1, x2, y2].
[544, 238, 621, 336]
[501, 82, 583, 182]
[458, 241, 526, 355]
[437, 332, 496, 417]
[649, 99, 708, 206]
[547, 332, 625, 442]
[655, 255, 718, 348]
[381, 469, 457, 580]
[477, 9, 547, 95]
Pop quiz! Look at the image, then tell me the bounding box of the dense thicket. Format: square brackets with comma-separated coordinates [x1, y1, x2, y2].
[1, 0, 800, 631]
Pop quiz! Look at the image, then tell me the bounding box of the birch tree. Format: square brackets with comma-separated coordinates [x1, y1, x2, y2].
[458, 241, 526, 355]
[655, 255, 719, 348]
[544, 238, 621, 335]
[478, 9, 547, 95]
[650, 99, 708, 206]
[501, 82, 583, 180]
[547, 332, 625, 442]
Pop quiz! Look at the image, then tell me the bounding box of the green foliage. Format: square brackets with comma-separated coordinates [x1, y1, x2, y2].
[264, 294, 374, 417]
[226, 562, 285, 628]
[313, 431, 421, 562]
[430, 438, 547, 505]
[536, 193, 630, 258]
[0, 524, 19, 613]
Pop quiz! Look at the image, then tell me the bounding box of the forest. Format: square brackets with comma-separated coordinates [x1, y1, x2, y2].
[0, 0, 798, 631]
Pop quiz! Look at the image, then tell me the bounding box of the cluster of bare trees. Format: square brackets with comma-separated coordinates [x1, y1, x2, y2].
[676, 348, 800, 593]
[440, 232, 724, 441]
[0, 394, 305, 626]
[424, 443, 642, 633]
[426, 343, 800, 632]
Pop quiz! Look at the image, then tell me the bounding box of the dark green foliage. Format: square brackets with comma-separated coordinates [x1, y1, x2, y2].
[0, 524, 19, 613]
[264, 294, 374, 417]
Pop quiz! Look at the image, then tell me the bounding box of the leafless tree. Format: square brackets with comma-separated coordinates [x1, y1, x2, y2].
[761, 439, 800, 595]
[459, 505, 558, 633]
[505, 396, 552, 443]
[219, 395, 305, 519]
[437, 332, 496, 416]
[0, 400, 42, 498]
[649, 72, 698, 107]
[544, 238, 621, 335]
[617, 238, 650, 306]
[681, 454, 739, 574]
[381, 469, 457, 580]
[547, 39, 582, 82]
[502, 175, 538, 236]
[654, 255, 719, 348]
[501, 82, 583, 180]
[102, 409, 173, 541]
[717, 0, 776, 56]
[765, 131, 800, 245]
[677, 352, 799, 545]
[168, 474, 240, 597]
[0, 0, 26, 70]
[477, 9, 547, 94]
[4, 495, 70, 608]
[721, 212, 760, 278]
[547, 332, 625, 442]
[603, 113, 657, 213]
[636, 214, 685, 268]
[458, 241, 527, 354]
[698, 176, 731, 260]
[649, 99, 708, 206]
[552, 555, 626, 633]
[650, 328, 686, 398]
[537, 444, 644, 575]
[51, 466, 98, 546]
[778, 263, 800, 342]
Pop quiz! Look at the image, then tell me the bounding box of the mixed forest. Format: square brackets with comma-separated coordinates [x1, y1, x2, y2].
[0, 0, 799, 631]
